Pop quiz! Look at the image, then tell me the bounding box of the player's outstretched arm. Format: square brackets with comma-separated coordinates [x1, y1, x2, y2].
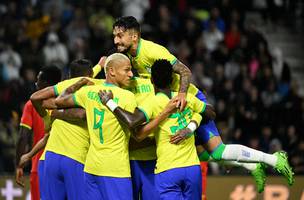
[15, 126, 32, 187]
[99, 90, 178, 141]
[172, 60, 192, 111]
[31, 86, 57, 117]
[98, 90, 146, 129]
[51, 108, 86, 123]
[18, 133, 49, 169]
[134, 99, 178, 141]
[55, 78, 93, 108]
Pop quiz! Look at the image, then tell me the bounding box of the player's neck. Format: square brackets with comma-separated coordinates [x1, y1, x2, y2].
[155, 88, 172, 98]
[105, 77, 119, 87]
[129, 40, 139, 57]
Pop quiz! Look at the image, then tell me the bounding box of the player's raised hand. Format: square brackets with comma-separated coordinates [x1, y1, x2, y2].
[15, 167, 25, 187]
[98, 56, 107, 67]
[98, 90, 113, 104]
[170, 128, 192, 144]
[176, 92, 187, 111]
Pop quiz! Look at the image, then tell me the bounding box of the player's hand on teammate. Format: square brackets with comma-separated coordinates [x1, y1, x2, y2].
[176, 92, 187, 111]
[170, 128, 192, 144]
[98, 90, 114, 104]
[163, 96, 179, 114]
[15, 167, 25, 187]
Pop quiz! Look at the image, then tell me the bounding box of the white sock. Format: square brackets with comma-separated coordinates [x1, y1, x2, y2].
[221, 144, 277, 167]
[219, 160, 257, 171]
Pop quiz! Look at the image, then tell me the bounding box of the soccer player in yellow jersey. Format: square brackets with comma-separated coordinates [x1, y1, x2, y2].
[30, 59, 103, 200]
[99, 59, 216, 200]
[111, 16, 296, 194]
[53, 53, 144, 200]
[111, 16, 210, 199]
[126, 77, 160, 199]
[112, 16, 191, 111]
[55, 53, 179, 200]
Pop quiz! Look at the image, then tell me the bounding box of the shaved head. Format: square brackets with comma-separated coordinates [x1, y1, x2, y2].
[104, 53, 130, 74]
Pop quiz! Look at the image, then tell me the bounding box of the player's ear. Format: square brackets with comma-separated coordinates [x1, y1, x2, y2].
[108, 66, 115, 77]
[132, 31, 139, 41]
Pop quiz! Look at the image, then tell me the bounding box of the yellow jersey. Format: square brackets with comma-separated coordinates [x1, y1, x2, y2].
[45, 77, 103, 164]
[138, 73, 198, 96]
[128, 38, 199, 96]
[128, 38, 177, 74]
[127, 77, 156, 161]
[138, 91, 205, 174]
[73, 82, 137, 177]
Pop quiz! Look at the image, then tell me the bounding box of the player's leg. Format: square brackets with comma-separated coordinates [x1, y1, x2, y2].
[140, 160, 160, 200]
[84, 173, 102, 200]
[200, 162, 208, 200]
[197, 140, 266, 193]
[38, 160, 45, 200]
[155, 168, 183, 200]
[130, 160, 142, 199]
[195, 90, 293, 187]
[61, 156, 85, 200]
[195, 90, 216, 199]
[95, 176, 133, 200]
[30, 172, 40, 200]
[205, 136, 294, 186]
[182, 165, 202, 200]
[44, 151, 66, 200]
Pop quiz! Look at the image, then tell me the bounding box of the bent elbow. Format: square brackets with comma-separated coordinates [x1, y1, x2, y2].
[30, 92, 39, 103]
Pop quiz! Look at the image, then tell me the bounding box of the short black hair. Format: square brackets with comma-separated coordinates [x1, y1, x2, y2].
[69, 59, 93, 78]
[113, 16, 140, 33]
[40, 65, 62, 85]
[151, 59, 173, 89]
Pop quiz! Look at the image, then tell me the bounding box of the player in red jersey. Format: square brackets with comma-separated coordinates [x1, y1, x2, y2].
[15, 66, 62, 200]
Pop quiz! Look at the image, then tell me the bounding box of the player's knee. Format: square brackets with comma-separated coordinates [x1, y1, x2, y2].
[210, 152, 221, 161]
[210, 143, 226, 161]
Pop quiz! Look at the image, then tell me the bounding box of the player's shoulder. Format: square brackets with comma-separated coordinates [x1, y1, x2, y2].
[57, 77, 82, 88]
[23, 100, 33, 110]
[116, 86, 135, 97]
[134, 76, 152, 85]
[141, 38, 164, 49]
[89, 78, 104, 85]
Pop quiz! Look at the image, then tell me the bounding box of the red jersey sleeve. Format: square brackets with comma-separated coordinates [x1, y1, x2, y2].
[20, 100, 33, 130]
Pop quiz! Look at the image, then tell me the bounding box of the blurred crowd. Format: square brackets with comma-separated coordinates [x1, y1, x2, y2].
[0, 0, 303, 174]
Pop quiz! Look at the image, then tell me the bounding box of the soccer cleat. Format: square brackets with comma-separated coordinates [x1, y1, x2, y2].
[274, 151, 295, 186]
[251, 163, 266, 193]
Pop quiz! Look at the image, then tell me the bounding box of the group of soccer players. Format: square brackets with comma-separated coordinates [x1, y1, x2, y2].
[15, 16, 294, 200]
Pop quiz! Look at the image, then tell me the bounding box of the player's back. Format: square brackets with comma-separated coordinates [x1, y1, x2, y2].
[128, 38, 177, 74]
[127, 77, 157, 161]
[45, 77, 103, 164]
[138, 91, 205, 174]
[73, 83, 137, 177]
